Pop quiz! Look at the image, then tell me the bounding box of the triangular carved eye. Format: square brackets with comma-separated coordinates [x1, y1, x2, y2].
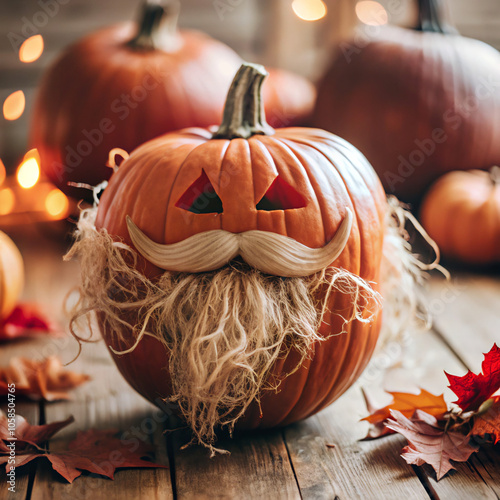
[176, 170, 223, 214]
[256, 176, 306, 211]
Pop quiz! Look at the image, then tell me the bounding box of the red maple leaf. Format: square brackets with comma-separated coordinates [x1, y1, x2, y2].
[0, 413, 167, 483]
[387, 410, 479, 480]
[0, 304, 61, 341]
[446, 344, 500, 412]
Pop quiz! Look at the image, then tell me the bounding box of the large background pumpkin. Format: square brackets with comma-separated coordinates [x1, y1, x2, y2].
[30, 0, 315, 200]
[311, 0, 500, 204]
[85, 63, 387, 435]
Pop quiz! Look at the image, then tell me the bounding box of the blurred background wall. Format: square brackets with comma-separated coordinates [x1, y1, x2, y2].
[1, 0, 499, 171]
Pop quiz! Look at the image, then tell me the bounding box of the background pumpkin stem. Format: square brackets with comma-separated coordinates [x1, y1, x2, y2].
[127, 0, 180, 52]
[490, 166, 500, 185]
[415, 0, 457, 35]
[213, 63, 275, 140]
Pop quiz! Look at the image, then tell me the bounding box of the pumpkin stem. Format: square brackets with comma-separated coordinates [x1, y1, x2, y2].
[415, 0, 457, 34]
[213, 63, 275, 140]
[128, 0, 180, 52]
[490, 166, 500, 185]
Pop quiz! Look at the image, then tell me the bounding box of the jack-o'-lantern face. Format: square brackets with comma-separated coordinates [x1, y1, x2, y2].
[96, 64, 386, 281]
[96, 62, 385, 278]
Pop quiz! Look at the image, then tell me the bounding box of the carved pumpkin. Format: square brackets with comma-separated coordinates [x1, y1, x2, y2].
[420, 167, 500, 264]
[0, 231, 24, 320]
[30, 0, 315, 200]
[68, 62, 424, 450]
[312, 0, 500, 203]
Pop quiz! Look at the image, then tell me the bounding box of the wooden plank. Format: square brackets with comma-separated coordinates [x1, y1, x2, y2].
[0, 400, 39, 500]
[1, 231, 172, 498]
[428, 272, 499, 371]
[29, 338, 173, 500]
[172, 427, 301, 500]
[285, 325, 500, 500]
[284, 401, 430, 500]
[426, 272, 500, 498]
[0, 318, 40, 500]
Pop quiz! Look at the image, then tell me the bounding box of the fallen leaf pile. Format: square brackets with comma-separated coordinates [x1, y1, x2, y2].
[0, 356, 90, 400]
[0, 412, 167, 483]
[0, 304, 61, 341]
[363, 343, 500, 480]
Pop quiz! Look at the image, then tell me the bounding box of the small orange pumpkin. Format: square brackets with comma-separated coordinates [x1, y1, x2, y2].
[0, 231, 24, 320]
[31, 0, 315, 200]
[420, 167, 500, 264]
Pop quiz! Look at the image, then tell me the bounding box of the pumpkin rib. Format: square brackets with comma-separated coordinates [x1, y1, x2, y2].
[281, 137, 373, 278]
[101, 142, 178, 231]
[161, 141, 218, 242]
[265, 136, 325, 242]
[306, 301, 363, 418]
[120, 155, 170, 237]
[247, 138, 286, 236]
[277, 137, 351, 247]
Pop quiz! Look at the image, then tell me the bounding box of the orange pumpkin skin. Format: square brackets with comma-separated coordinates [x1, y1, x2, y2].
[30, 4, 315, 200]
[95, 121, 387, 428]
[311, 3, 500, 203]
[420, 169, 500, 264]
[0, 231, 24, 320]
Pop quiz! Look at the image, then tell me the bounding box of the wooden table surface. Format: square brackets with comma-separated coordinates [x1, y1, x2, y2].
[1, 225, 499, 500]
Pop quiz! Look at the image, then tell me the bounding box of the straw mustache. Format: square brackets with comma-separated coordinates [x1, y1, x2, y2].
[126, 208, 353, 277]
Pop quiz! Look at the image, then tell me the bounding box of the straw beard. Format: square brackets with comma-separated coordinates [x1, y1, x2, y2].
[66, 201, 423, 452]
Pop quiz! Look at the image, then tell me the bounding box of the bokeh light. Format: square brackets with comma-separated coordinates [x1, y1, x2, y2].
[45, 189, 69, 218]
[3, 90, 25, 121]
[19, 35, 44, 63]
[355, 1, 388, 26]
[0, 188, 15, 215]
[17, 155, 40, 189]
[0, 158, 5, 186]
[292, 0, 327, 22]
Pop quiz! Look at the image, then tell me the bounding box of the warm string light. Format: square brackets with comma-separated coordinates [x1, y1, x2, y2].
[17, 150, 41, 189]
[2, 28, 69, 224]
[0, 188, 15, 216]
[45, 189, 69, 218]
[3, 90, 25, 121]
[292, 0, 327, 21]
[19, 35, 44, 63]
[0, 159, 6, 186]
[355, 1, 388, 26]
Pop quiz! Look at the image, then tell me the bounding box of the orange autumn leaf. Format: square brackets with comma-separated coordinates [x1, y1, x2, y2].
[0, 356, 90, 401]
[362, 389, 448, 425]
[472, 398, 500, 445]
